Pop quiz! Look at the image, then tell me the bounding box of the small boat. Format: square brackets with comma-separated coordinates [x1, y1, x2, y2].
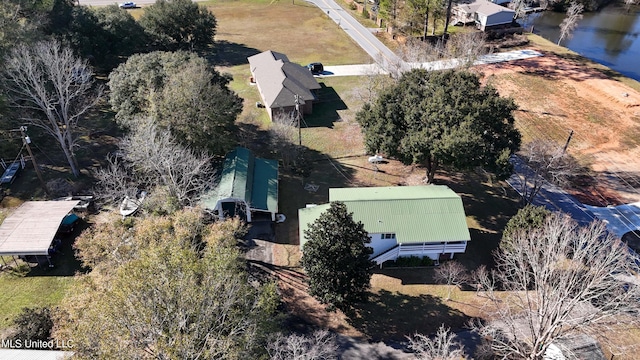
[1, 161, 21, 184]
[55, 195, 94, 212]
[119, 191, 146, 218]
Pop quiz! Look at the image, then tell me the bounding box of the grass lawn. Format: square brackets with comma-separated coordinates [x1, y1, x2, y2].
[208, 0, 371, 67]
[0, 273, 75, 330]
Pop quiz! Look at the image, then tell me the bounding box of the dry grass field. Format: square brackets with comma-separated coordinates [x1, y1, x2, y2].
[477, 34, 640, 205]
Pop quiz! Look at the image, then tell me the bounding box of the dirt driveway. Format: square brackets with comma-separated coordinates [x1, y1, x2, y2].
[476, 49, 640, 205]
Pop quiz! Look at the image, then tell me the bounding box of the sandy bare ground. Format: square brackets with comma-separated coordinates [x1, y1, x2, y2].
[476, 49, 640, 205]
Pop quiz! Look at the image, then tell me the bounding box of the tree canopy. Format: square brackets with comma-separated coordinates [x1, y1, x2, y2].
[58, 210, 279, 359]
[139, 0, 217, 51]
[500, 204, 552, 251]
[356, 69, 521, 183]
[60, 5, 147, 71]
[108, 51, 242, 155]
[301, 201, 374, 312]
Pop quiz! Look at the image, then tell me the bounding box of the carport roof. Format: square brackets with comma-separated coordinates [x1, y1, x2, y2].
[0, 200, 79, 256]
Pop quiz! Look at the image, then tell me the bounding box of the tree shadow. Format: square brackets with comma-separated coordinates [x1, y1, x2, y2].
[351, 289, 470, 341]
[210, 40, 262, 66]
[22, 219, 89, 277]
[435, 169, 520, 234]
[372, 267, 436, 285]
[275, 150, 357, 246]
[516, 51, 625, 83]
[303, 83, 348, 128]
[236, 122, 272, 157]
[433, 170, 521, 270]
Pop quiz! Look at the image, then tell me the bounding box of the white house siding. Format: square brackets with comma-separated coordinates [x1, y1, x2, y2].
[372, 241, 468, 265]
[368, 233, 398, 257]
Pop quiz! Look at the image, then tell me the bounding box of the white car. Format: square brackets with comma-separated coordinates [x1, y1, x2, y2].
[368, 155, 384, 163]
[119, 2, 136, 9]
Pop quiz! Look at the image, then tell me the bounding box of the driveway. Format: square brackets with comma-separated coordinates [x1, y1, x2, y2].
[508, 155, 640, 237]
[320, 49, 543, 77]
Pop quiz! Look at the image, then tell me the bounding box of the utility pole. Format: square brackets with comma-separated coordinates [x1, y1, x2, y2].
[562, 129, 574, 155]
[294, 94, 303, 146]
[19, 127, 49, 196]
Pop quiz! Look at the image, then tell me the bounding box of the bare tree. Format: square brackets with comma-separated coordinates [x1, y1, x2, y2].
[398, 33, 487, 71]
[2, 40, 103, 177]
[94, 119, 214, 207]
[510, 0, 529, 20]
[121, 120, 215, 207]
[470, 265, 495, 298]
[92, 154, 140, 206]
[624, 0, 637, 9]
[474, 214, 640, 360]
[269, 113, 302, 170]
[517, 139, 581, 204]
[557, 2, 584, 45]
[356, 63, 395, 104]
[408, 325, 467, 360]
[433, 261, 468, 301]
[267, 330, 338, 360]
[444, 32, 487, 69]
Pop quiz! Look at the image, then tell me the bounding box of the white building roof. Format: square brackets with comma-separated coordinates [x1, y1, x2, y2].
[0, 201, 79, 256]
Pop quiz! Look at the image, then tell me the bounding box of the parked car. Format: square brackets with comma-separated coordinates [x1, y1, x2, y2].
[307, 62, 324, 75]
[119, 2, 136, 9]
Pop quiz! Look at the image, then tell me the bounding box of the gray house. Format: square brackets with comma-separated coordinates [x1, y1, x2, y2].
[248, 50, 321, 121]
[452, 0, 515, 30]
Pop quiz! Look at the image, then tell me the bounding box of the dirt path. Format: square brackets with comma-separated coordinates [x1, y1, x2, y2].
[477, 49, 640, 205]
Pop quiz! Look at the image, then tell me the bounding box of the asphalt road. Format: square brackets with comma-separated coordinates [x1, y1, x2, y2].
[305, 0, 402, 69]
[507, 155, 640, 238]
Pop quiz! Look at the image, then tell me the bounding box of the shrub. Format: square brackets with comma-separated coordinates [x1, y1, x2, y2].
[11, 307, 53, 342]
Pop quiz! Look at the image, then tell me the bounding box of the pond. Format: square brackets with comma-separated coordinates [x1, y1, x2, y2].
[519, 2, 640, 81]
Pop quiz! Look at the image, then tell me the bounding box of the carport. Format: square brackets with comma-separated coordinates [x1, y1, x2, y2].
[0, 200, 79, 268]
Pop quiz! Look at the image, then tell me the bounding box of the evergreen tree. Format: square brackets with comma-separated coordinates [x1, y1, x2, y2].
[501, 204, 552, 252]
[301, 202, 374, 312]
[357, 69, 521, 183]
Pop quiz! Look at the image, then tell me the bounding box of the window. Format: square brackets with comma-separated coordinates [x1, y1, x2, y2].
[382, 233, 396, 239]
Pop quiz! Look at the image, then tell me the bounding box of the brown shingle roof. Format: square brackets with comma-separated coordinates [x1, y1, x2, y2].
[248, 50, 320, 109]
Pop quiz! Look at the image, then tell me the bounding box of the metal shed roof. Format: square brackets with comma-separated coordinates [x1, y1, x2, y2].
[200, 147, 278, 213]
[0, 200, 79, 256]
[298, 185, 470, 248]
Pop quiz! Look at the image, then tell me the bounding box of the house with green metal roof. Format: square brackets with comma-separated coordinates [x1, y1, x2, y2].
[298, 185, 470, 266]
[200, 147, 278, 222]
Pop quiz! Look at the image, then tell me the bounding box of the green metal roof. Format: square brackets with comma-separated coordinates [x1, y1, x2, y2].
[298, 185, 470, 248]
[200, 147, 278, 213]
[298, 204, 330, 249]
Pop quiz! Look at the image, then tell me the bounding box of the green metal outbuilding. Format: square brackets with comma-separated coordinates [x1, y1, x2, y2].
[299, 185, 470, 265]
[200, 147, 278, 222]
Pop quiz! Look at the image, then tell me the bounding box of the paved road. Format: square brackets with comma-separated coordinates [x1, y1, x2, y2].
[305, 0, 402, 69]
[507, 155, 640, 237]
[507, 155, 596, 225]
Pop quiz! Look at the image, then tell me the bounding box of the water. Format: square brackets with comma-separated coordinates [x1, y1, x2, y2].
[520, 3, 640, 81]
